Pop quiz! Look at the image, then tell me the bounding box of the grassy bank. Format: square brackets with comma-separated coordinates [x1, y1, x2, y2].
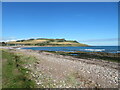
[2, 49, 37, 88]
[1, 49, 85, 88]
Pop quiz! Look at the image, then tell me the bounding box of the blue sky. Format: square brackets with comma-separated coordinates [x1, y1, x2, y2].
[2, 2, 118, 46]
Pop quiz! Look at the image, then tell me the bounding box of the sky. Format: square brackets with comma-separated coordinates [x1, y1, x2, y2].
[2, 2, 118, 46]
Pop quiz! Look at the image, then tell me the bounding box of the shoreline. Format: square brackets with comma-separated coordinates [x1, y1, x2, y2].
[19, 49, 119, 70]
[1, 46, 119, 63]
[1, 46, 119, 88]
[16, 46, 120, 63]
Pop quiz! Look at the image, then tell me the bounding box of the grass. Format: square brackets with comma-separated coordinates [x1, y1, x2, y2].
[7, 40, 48, 45]
[2, 49, 37, 88]
[1, 49, 64, 88]
[65, 74, 78, 88]
[50, 41, 81, 44]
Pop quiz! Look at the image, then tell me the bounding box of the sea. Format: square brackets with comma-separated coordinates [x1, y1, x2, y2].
[22, 46, 119, 53]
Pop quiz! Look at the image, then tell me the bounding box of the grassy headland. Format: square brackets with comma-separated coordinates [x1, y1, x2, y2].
[4, 38, 89, 46]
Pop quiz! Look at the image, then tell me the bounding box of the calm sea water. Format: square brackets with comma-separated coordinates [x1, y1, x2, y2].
[21, 46, 119, 53]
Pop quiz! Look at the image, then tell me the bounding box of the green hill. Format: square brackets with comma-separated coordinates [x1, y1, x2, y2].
[6, 38, 89, 46]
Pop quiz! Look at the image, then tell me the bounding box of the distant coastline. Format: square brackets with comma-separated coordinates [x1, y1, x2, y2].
[1, 38, 89, 47]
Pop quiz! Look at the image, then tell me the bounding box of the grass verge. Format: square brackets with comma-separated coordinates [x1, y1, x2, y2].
[2, 49, 37, 88]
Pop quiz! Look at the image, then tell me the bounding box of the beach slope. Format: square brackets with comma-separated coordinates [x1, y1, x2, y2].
[1, 48, 118, 88]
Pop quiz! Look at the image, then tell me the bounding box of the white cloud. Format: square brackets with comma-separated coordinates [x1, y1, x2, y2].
[79, 38, 118, 42]
[0, 37, 17, 42]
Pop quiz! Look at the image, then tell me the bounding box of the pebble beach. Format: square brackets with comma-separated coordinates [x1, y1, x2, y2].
[1, 46, 119, 88]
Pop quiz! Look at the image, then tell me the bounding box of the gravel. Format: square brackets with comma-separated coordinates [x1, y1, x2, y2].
[10, 49, 119, 88]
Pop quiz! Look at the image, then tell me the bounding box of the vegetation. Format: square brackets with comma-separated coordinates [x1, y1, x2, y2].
[44, 50, 120, 62]
[5, 38, 89, 46]
[2, 49, 37, 88]
[0, 42, 7, 46]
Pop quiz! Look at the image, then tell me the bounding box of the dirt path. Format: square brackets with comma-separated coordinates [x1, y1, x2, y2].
[11, 49, 118, 88]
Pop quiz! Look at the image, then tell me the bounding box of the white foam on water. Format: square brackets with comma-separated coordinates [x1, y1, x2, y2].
[84, 49, 105, 52]
[16, 48, 21, 49]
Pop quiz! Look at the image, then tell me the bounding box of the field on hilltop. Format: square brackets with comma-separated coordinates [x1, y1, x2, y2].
[7, 39, 48, 45]
[6, 38, 89, 46]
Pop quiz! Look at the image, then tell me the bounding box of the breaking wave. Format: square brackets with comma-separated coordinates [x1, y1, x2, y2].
[84, 49, 105, 52]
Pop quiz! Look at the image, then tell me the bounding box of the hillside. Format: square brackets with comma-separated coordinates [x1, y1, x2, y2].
[6, 38, 89, 46]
